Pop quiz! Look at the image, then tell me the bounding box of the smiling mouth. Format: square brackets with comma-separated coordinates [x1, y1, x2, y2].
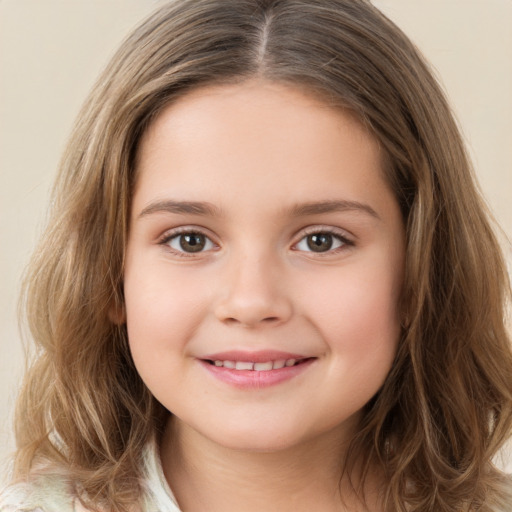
[203, 358, 313, 371]
[200, 354, 316, 388]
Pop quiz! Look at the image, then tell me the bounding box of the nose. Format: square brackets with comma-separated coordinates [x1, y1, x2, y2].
[214, 253, 293, 328]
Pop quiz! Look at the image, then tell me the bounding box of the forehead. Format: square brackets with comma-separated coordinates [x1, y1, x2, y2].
[132, 80, 393, 218]
[142, 80, 369, 144]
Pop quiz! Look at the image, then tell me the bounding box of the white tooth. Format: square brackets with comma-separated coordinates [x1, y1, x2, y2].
[223, 360, 236, 369]
[273, 360, 286, 369]
[254, 361, 273, 371]
[214, 361, 223, 367]
[235, 361, 254, 371]
[285, 358, 296, 367]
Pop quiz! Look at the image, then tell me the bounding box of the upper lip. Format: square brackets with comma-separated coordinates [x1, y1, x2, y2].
[200, 350, 310, 363]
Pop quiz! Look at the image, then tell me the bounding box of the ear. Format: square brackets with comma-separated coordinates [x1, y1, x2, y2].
[108, 300, 126, 325]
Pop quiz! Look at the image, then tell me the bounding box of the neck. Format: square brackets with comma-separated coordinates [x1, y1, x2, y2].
[160, 416, 382, 512]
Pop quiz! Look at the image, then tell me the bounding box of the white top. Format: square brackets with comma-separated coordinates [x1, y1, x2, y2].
[0, 442, 181, 512]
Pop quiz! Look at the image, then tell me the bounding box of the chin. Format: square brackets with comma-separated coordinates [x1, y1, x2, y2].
[199, 420, 330, 455]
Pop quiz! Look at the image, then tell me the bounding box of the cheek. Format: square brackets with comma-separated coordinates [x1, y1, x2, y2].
[292, 262, 402, 429]
[123, 261, 211, 360]
[300, 262, 402, 358]
[123, 264, 215, 402]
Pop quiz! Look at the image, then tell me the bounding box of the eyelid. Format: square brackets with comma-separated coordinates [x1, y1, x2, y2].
[156, 224, 354, 257]
[291, 225, 355, 253]
[158, 226, 219, 256]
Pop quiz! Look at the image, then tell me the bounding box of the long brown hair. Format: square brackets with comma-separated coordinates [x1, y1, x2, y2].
[13, 1, 512, 510]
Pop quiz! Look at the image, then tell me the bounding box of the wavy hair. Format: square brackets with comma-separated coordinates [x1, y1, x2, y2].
[13, 0, 512, 510]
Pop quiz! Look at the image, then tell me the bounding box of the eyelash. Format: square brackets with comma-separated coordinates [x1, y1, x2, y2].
[158, 227, 217, 258]
[158, 226, 354, 257]
[295, 227, 354, 256]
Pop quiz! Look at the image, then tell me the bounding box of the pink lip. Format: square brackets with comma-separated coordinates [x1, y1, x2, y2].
[198, 350, 316, 389]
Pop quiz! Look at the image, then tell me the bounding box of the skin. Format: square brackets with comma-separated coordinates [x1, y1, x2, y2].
[122, 80, 406, 511]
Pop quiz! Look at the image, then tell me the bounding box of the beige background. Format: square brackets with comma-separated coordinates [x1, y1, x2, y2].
[1, 0, 511, 481]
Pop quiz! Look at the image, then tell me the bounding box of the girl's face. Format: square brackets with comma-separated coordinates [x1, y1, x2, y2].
[123, 81, 405, 452]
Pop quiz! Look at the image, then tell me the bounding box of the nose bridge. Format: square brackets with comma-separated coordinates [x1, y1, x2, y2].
[214, 245, 292, 327]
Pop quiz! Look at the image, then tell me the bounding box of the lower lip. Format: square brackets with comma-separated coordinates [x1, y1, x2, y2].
[199, 359, 315, 389]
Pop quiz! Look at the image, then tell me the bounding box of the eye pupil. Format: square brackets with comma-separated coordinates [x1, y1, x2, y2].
[180, 233, 206, 252]
[307, 233, 333, 252]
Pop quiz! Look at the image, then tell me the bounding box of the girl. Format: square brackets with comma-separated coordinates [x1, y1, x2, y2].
[2, 0, 511, 511]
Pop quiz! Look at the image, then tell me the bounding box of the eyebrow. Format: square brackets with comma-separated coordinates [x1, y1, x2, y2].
[288, 200, 380, 220]
[138, 198, 380, 220]
[138, 200, 222, 218]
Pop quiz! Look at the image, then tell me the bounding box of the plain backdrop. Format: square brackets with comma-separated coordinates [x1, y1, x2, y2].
[1, 0, 511, 481]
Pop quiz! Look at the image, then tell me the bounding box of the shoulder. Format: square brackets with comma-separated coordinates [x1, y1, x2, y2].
[0, 440, 180, 512]
[0, 472, 78, 512]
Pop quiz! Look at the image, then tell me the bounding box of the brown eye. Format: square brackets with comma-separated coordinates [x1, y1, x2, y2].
[295, 231, 348, 254]
[167, 232, 214, 253]
[180, 234, 206, 252]
[306, 233, 334, 252]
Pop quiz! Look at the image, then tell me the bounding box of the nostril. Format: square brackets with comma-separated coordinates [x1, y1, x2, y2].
[222, 316, 280, 326]
[214, 295, 293, 327]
